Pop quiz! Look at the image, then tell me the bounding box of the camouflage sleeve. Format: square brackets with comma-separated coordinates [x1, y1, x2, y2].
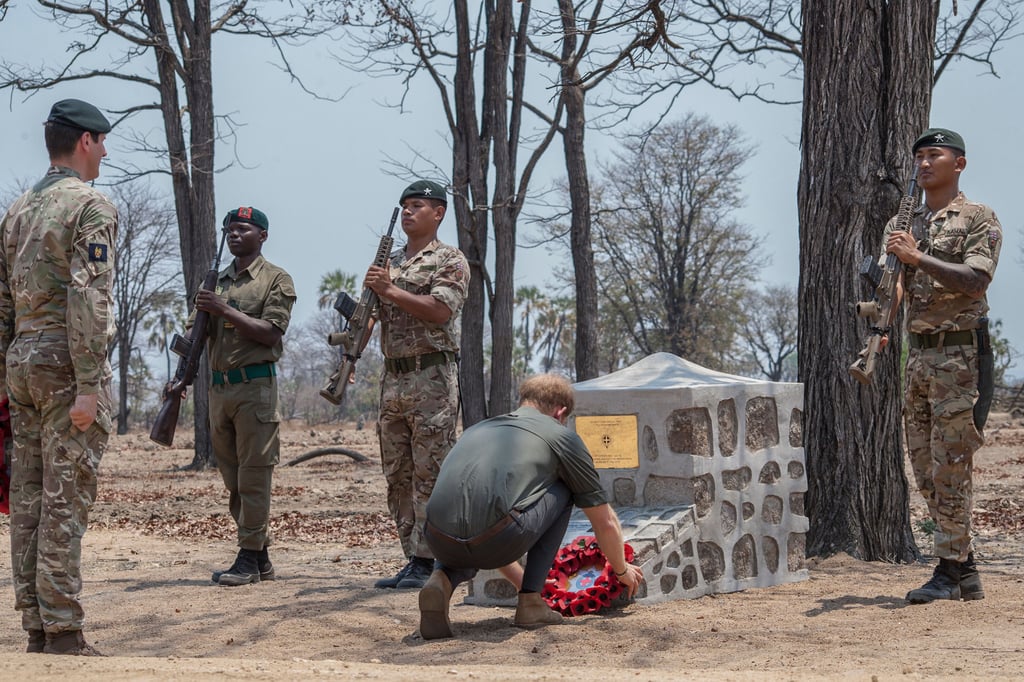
[0, 208, 12, 394]
[262, 269, 296, 334]
[67, 196, 118, 395]
[430, 247, 470, 315]
[962, 206, 1001, 278]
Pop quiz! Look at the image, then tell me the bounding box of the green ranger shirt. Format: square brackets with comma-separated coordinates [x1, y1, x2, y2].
[880, 192, 1001, 334]
[206, 254, 296, 371]
[0, 168, 118, 395]
[426, 406, 609, 539]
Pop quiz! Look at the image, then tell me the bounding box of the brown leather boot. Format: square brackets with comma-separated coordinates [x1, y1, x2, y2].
[513, 592, 563, 628]
[26, 629, 45, 653]
[418, 569, 454, 640]
[43, 630, 104, 656]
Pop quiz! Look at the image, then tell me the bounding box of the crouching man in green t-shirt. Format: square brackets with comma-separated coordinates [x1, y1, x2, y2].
[418, 374, 644, 639]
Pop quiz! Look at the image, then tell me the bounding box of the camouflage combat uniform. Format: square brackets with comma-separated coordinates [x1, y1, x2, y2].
[207, 254, 295, 551]
[377, 239, 468, 559]
[882, 193, 1001, 561]
[0, 166, 117, 635]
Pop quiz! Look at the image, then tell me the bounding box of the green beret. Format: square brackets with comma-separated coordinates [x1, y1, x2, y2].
[913, 128, 965, 154]
[400, 180, 447, 205]
[46, 99, 112, 134]
[222, 206, 269, 231]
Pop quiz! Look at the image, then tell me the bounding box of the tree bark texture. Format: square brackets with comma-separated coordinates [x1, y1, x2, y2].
[798, 1, 937, 561]
[145, 0, 217, 468]
[558, 0, 599, 382]
[452, 0, 492, 428]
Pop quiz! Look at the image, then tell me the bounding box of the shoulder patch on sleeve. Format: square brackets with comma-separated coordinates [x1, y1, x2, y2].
[88, 243, 108, 263]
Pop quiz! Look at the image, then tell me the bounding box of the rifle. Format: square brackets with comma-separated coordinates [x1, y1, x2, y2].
[149, 229, 228, 446]
[849, 167, 920, 385]
[320, 206, 400, 405]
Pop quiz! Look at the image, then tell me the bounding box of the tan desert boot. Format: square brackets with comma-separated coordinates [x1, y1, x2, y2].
[418, 569, 454, 640]
[513, 592, 564, 628]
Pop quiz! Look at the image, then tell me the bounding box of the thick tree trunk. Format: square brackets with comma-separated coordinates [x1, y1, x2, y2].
[452, 0, 491, 428]
[798, 1, 937, 561]
[146, 0, 216, 468]
[485, 0, 517, 416]
[558, 0, 598, 382]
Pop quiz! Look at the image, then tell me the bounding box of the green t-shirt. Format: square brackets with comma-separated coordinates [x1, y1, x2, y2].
[426, 405, 608, 539]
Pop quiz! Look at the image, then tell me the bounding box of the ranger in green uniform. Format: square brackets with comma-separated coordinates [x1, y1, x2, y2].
[364, 181, 469, 590]
[198, 206, 296, 586]
[1, 99, 117, 655]
[881, 128, 1001, 604]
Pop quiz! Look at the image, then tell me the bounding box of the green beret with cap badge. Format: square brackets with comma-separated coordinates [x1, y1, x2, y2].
[913, 128, 965, 154]
[400, 180, 447, 205]
[46, 99, 112, 134]
[222, 206, 269, 231]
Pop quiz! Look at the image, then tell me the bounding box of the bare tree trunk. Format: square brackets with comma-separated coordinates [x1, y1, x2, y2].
[146, 0, 217, 468]
[486, 0, 518, 416]
[117, 331, 131, 435]
[452, 0, 491, 428]
[558, 0, 598, 382]
[798, 0, 936, 561]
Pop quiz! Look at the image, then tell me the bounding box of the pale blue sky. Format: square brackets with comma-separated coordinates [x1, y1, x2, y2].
[1, 9, 1020, 379]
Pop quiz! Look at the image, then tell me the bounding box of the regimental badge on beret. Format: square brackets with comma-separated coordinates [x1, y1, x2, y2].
[913, 127, 966, 154]
[222, 206, 269, 230]
[88, 243, 108, 263]
[400, 180, 448, 206]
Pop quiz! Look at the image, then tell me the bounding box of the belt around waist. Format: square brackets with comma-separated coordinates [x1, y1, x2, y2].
[212, 362, 276, 385]
[384, 350, 457, 374]
[908, 329, 975, 350]
[425, 510, 521, 548]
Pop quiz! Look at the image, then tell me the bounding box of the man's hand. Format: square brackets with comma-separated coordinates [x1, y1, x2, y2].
[363, 264, 394, 299]
[885, 231, 922, 267]
[70, 393, 98, 431]
[194, 289, 231, 316]
[615, 564, 644, 598]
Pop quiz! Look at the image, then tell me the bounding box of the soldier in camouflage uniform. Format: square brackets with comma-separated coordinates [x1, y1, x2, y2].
[881, 128, 1001, 604]
[364, 180, 469, 590]
[0, 100, 117, 655]
[196, 207, 296, 586]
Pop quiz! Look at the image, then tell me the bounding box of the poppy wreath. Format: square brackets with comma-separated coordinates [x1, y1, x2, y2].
[542, 535, 635, 616]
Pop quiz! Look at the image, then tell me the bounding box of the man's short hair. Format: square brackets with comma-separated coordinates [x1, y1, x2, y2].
[518, 374, 575, 416]
[44, 122, 97, 158]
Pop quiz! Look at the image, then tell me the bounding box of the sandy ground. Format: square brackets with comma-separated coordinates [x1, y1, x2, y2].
[1, 416, 1023, 680]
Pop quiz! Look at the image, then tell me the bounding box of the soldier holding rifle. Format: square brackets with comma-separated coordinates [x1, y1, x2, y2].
[199, 207, 296, 586]
[879, 129, 1001, 604]
[365, 181, 469, 590]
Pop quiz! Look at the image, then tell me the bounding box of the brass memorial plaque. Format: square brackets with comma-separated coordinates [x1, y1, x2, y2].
[575, 415, 639, 469]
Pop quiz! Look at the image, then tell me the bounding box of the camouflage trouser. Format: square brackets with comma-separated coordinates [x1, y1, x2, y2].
[378, 361, 459, 559]
[209, 376, 280, 551]
[6, 336, 111, 634]
[904, 345, 983, 562]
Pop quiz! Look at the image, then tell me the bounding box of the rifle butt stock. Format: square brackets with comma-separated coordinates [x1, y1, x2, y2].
[320, 357, 356, 406]
[149, 390, 183, 446]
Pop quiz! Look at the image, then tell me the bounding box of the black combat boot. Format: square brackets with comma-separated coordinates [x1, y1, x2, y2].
[374, 559, 416, 589]
[396, 557, 434, 589]
[212, 547, 274, 584]
[217, 548, 261, 586]
[906, 558, 961, 604]
[256, 546, 276, 581]
[958, 552, 985, 601]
